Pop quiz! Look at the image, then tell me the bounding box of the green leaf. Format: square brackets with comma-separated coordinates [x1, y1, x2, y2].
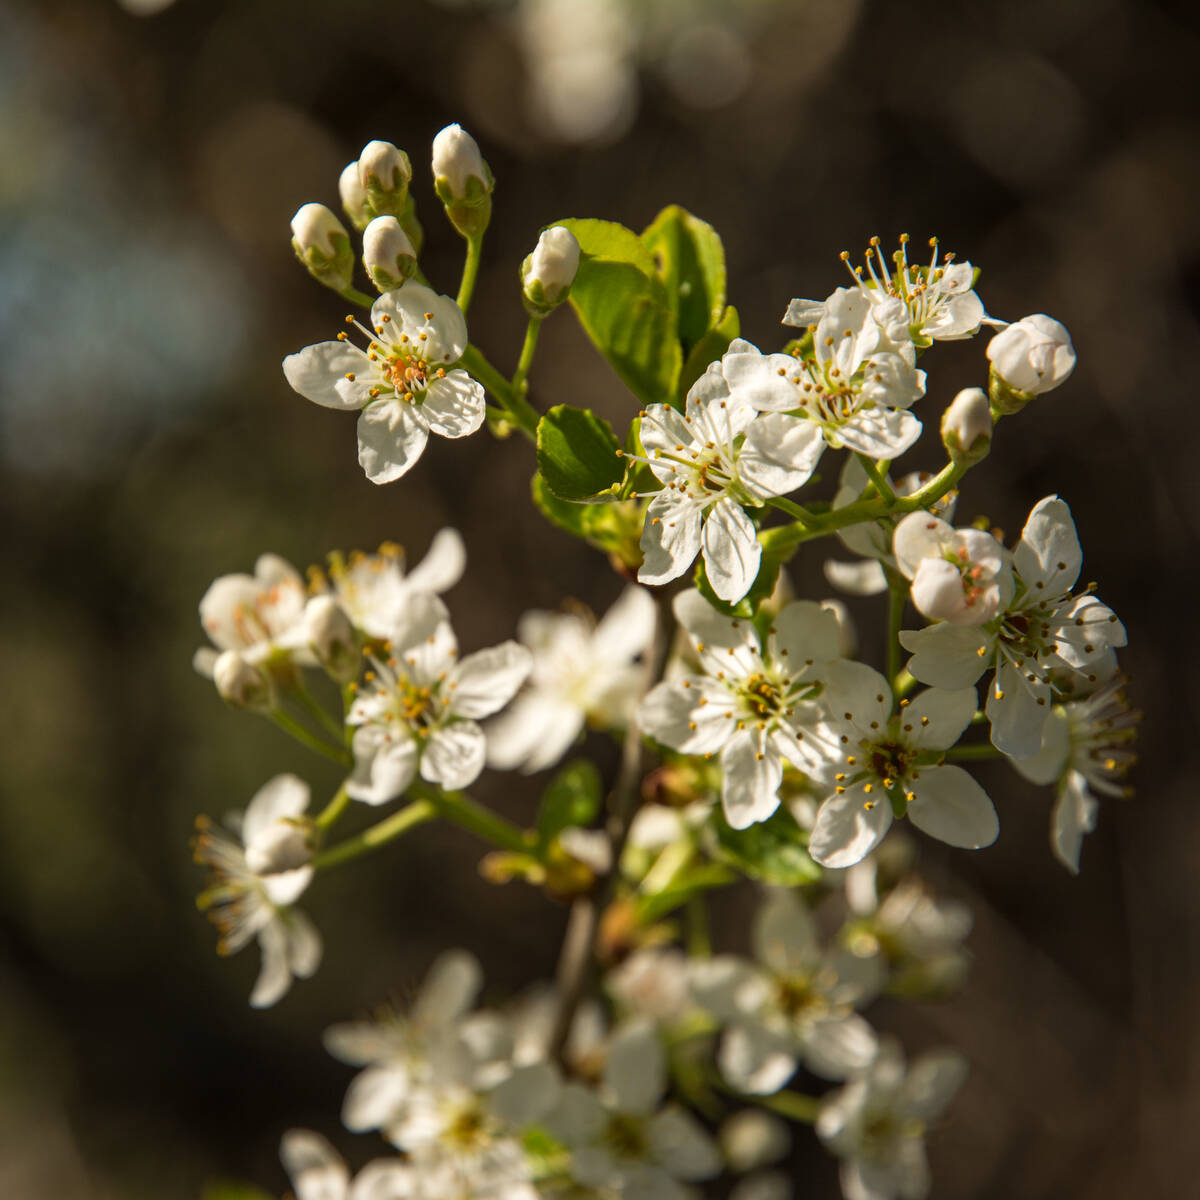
[537, 760, 603, 846]
[713, 806, 822, 886]
[693, 548, 781, 621]
[642, 206, 727, 354]
[635, 862, 737, 924]
[619, 417, 659, 500]
[530, 475, 644, 569]
[555, 218, 681, 407]
[537, 405, 624, 501]
[677, 305, 740, 404]
[202, 1184, 274, 1200]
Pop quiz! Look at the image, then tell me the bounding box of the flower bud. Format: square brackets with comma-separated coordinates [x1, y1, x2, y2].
[521, 225, 581, 315]
[290, 202, 354, 293]
[358, 140, 412, 218]
[303, 595, 358, 682]
[940, 386, 992, 464]
[338, 160, 372, 231]
[431, 123, 493, 238]
[213, 650, 272, 712]
[244, 819, 312, 876]
[362, 215, 418, 292]
[986, 314, 1076, 413]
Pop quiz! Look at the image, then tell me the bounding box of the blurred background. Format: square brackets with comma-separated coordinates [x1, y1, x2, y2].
[2, 0, 1198, 1195]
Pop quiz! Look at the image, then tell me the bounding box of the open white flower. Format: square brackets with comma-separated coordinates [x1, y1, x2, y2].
[283, 282, 485, 484]
[280, 1130, 416, 1200]
[635, 341, 826, 603]
[346, 595, 531, 803]
[689, 890, 882, 1091]
[486, 586, 656, 773]
[548, 1021, 721, 1198]
[806, 661, 997, 868]
[892, 512, 1012, 627]
[899, 496, 1126, 759]
[317, 529, 466, 640]
[193, 774, 321, 1008]
[639, 589, 844, 829]
[1011, 675, 1138, 872]
[788, 236, 989, 358]
[817, 1038, 968, 1200]
[727, 287, 925, 460]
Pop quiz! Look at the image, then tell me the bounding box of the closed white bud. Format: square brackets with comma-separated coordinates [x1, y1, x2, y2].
[362, 215, 418, 291]
[358, 140, 412, 217]
[303, 596, 358, 682]
[941, 386, 992, 463]
[290, 202, 353, 293]
[213, 650, 272, 712]
[521, 225, 580, 314]
[720, 1110, 791, 1172]
[432, 124, 493, 238]
[987, 314, 1076, 411]
[244, 819, 312, 876]
[338, 160, 372, 231]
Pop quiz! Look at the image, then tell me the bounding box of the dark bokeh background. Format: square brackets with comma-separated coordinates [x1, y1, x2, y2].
[2, 0, 1198, 1195]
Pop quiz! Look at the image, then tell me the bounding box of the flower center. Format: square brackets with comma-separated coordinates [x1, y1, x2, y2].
[604, 1114, 648, 1161]
[867, 738, 914, 789]
[394, 675, 440, 728]
[774, 973, 829, 1020]
[443, 1097, 493, 1152]
[386, 349, 430, 400]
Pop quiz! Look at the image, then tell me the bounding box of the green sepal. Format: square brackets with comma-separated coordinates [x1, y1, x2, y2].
[641, 206, 726, 355]
[536, 760, 603, 848]
[676, 305, 740, 405]
[712, 806, 822, 886]
[554, 218, 682, 407]
[693, 549, 782, 621]
[536, 404, 625, 502]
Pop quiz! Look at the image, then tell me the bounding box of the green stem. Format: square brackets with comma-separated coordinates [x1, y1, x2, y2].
[511, 315, 542, 398]
[883, 564, 907, 689]
[460, 345, 539, 439]
[754, 1089, 821, 1124]
[945, 742, 1003, 761]
[312, 799, 436, 870]
[269, 711, 352, 767]
[766, 495, 819, 527]
[856, 453, 897, 504]
[686, 893, 711, 958]
[413, 782, 533, 855]
[456, 233, 483, 314]
[338, 284, 375, 310]
[294, 682, 346, 743]
[314, 785, 352, 832]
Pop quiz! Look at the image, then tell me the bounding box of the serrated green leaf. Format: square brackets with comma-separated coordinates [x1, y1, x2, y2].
[537, 405, 624, 501]
[202, 1183, 274, 1200]
[677, 305, 740, 404]
[641, 206, 726, 354]
[713, 807, 822, 886]
[693, 548, 781, 621]
[537, 760, 603, 845]
[555, 218, 681, 408]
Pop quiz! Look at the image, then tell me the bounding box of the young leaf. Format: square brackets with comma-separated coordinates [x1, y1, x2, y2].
[677, 305, 740, 404]
[537, 405, 624, 501]
[712, 807, 822, 886]
[530, 475, 644, 569]
[642, 206, 727, 354]
[537, 760, 603, 846]
[554, 218, 682, 407]
[694, 547, 781, 621]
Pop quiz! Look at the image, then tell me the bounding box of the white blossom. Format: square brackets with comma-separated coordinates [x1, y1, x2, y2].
[987, 313, 1075, 396]
[432, 124, 490, 199]
[729, 290, 925, 460]
[940, 386, 992, 461]
[347, 595, 530, 803]
[283, 283, 485, 484]
[899, 496, 1126, 759]
[892, 512, 1012, 627]
[817, 1038, 968, 1200]
[634, 341, 825, 602]
[521, 225, 580, 312]
[606, 946, 693, 1025]
[359, 139, 412, 205]
[363, 216, 417, 290]
[486, 586, 656, 773]
[689, 890, 882, 1091]
[210, 648, 271, 711]
[806, 661, 998, 868]
[639, 589, 844, 830]
[193, 775, 321, 1008]
[280, 1130, 416, 1200]
[1011, 675, 1137, 872]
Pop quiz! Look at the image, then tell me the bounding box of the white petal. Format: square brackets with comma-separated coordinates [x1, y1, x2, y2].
[647, 1107, 723, 1181]
[824, 558, 888, 596]
[638, 493, 702, 587]
[900, 1049, 969, 1120]
[906, 765, 999, 849]
[342, 1066, 410, 1132]
[703, 497, 762, 604]
[485, 693, 583, 772]
[263, 866, 313, 907]
[374, 283, 468, 361]
[349, 1161, 420, 1200]
[639, 679, 735, 756]
[280, 1130, 349, 1200]
[284, 342, 371, 409]
[404, 528, 466, 594]
[357, 401, 429, 484]
[544, 1081, 607, 1147]
[1010, 706, 1071, 785]
[593, 585, 657, 662]
[721, 729, 782, 830]
[348, 726, 418, 805]
[721, 349, 800, 412]
[450, 641, 532, 718]
[718, 1023, 798, 1095]
[752, 890, 819, 976]
[892, 513, 952, 580]
[899, 624, 993, 689]
[414, 948, 483, 1025]
[836, 409, 922, 459]
[673, 587, 763, 675]
[489, 1061, 561, 1126]
[739, 413, 825, 500]
[605, 1021, 666, 1115]
[688, 955, 765, 1023]
[803, 1014, 880, 1080]
[809, 784, 893, 868]
[243, 774, 311, 846]
[286, 909, 323, 979]
[768, 600, 842, 669]
[905, 687, 978, 751]
[986, 661, 1050, 758]
[420, 371, 486, 438]
[1051, 770, 1099, 874]
[421, 721, 487, 789]
[1014, 495, 1081, 594]
[783, 297, 827, 327]
[820, 660, 892, 739]
[251, 919, 293, 1008]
